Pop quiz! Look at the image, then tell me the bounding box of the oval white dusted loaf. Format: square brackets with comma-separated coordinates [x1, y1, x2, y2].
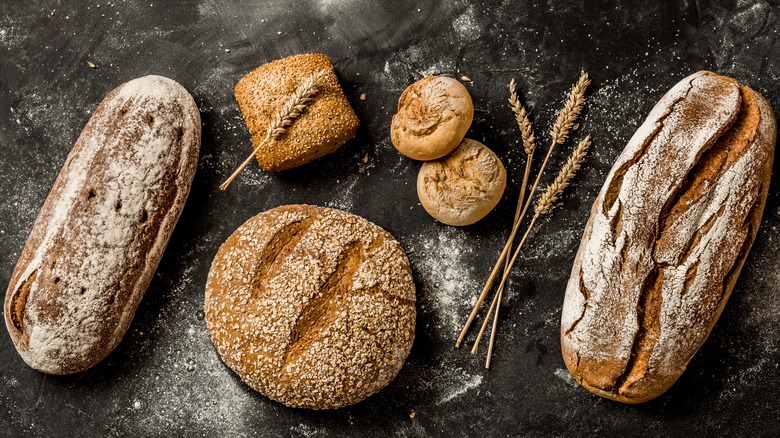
[4, 75, 201, 375]
[561, 71, 776, 403]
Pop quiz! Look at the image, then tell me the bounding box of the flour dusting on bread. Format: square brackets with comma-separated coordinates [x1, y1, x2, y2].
[5, 75, 201, 374]
[561, 71, 776, 403]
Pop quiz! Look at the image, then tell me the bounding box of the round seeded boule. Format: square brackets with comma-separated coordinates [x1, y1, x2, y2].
[417, 138, 507, 226]
[391, 76, 474, 161]
[205, 205, 416, 410]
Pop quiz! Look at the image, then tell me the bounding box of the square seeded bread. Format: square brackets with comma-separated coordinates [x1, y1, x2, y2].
[235, 53, 360, 171]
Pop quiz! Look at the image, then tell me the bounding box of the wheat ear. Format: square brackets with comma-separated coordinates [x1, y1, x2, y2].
[509, 78, 537, 155]
[456, 71, 590, 349]
[220, 68, 329, 190]
[535, 135, 591, 216]
[551, 72, 590, 145]
[482, 135, 591, 367]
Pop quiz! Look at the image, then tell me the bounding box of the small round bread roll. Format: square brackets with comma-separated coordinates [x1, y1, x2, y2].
[417, 138, 506, 226]
[391, 76, 474, 160]
[205, 205, 416, 410]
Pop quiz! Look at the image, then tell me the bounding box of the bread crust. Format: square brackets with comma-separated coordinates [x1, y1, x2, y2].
[391, 76, 474, 161]
[205, 205, 416, 410]
[560, 71, 776, 403]
[4, 75, 201, 375]
[234, 53, 359, 171]
[417, 138, 506, 226]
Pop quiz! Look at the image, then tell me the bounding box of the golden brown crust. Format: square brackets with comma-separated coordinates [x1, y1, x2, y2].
[561, 71, 776, 403]
[205, 205, 416, 410]
[4, 76, 201, 375]
[234, 53, 359, 171]
[391, 76, 474, 161]
[417, 138, 506, 226]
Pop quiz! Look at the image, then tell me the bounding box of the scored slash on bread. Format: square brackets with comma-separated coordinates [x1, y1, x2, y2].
[561, 71, 777, 403]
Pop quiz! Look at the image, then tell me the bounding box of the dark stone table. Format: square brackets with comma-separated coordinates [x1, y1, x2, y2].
[1, 1, 778, 436]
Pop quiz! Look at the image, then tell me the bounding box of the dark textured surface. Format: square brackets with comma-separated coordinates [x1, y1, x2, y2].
[1, 0, 779, 436]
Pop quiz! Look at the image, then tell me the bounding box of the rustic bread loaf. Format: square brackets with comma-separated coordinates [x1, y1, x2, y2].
[561, 71, 776, 403]
[205, 205, 416, 409]
[4, 75, 201, 375]
[234, 53, 359, 171]
[391, 76, 474, 161]
[417, 138, 506, 226]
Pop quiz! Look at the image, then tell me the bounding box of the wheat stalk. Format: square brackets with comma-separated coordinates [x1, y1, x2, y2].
[220, 68, 329, 190]
[481, 134, 590, 368]
[456, 71, 591, 349]
[506, 78, 537, 234]
[470, 79, 536, 355]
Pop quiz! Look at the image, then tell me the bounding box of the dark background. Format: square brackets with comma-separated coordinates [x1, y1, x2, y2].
[1, 0, 779, 436]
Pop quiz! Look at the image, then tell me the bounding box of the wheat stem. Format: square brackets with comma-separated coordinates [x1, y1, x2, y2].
[455, 86, 533, 348]
[457, 71, 590, 353]
[471, 279, 503, 354]
[492, 138, 589, 296]
[456, 71, 590, 348]
[455, 131, 560, 347]
[469, 79, 536, 354]
[456, 234, 513, 348]
[486, 285, 503, 369]
[483, 135, 590, 367]
[485, 79, 537, 352]
[220, 68, 328, 190]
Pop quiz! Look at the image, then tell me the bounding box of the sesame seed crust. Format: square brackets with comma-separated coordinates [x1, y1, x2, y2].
[205, 205, 415, 409]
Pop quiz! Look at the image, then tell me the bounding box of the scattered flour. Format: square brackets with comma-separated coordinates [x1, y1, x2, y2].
[412, 357, 485, 407]
[554, 368, 578, 388]
[325, 173, 361, 212]
[451, 5, 481, 40]
[310, 0, 362, 14]
[289, 423, 326, 437]
[0, 15, 29, 48]
[411, 226, 478, 332]
[437, 372, 483, 405]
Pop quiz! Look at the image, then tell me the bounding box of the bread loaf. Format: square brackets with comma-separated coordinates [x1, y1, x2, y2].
[205, 205, 416, 409]
[561, 71, 776, 403]
[234, 53, 359, 171]
[391, 76, 474, 161]
[417, 138, 506, 226]
[4, 75, 201, 375]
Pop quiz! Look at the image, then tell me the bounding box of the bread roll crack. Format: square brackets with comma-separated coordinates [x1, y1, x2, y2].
[403, 84, 457, 136]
